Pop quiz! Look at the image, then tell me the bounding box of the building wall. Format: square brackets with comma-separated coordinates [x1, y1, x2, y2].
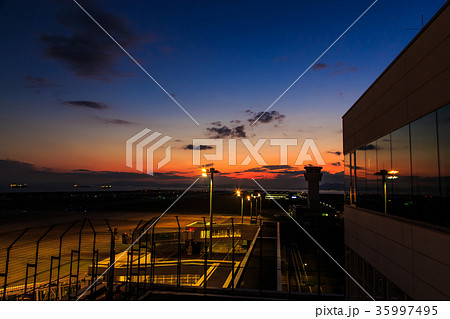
[343, 2, 450, 154]
[345, 205, 450, 300]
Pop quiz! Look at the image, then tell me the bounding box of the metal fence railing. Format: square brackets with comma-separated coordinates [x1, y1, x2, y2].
[0, 213, 347, 301]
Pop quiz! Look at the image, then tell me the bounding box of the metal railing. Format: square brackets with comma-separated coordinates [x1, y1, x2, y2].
[0, 214, 346, 301]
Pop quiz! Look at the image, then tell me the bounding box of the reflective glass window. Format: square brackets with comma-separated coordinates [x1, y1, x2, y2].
[356, 147, 366, 197]
[376, 135, 391, 172]
[344, 153, 351, 205]
[390, 125, 412, 217]
[376, 134, 391, 212]
[410, 112, 440, 223]
[437, 104, 450, 226]
[365, 142, 379, 210]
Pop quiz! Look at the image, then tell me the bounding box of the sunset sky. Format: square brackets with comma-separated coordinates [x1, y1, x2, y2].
[0, 0, 447, 191]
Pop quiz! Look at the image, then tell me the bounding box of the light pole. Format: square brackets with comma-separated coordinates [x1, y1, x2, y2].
[247, 195, 252, 223]
[375, 169, 398, 214]
[236, 190, 245, 223]
[202, 167, 219, 255]
[257, 193, 262, 218]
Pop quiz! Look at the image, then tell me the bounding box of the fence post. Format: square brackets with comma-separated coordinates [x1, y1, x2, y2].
[68, 219, 85, 300]
[24, 225, 55, 299]
[175, 216, 181, 290]
[1, 228, 29, 301]
[259, 219, 263, 295]
[143, 218, 154, 290]
[68, 250, 75, 299]
[288, 244, 292, 295]
[231, 218, 235, 294]
[56, 221, 77, 300]
[317, 249, 321, 298]
[136, 223, 143, 297]
[47, 256, 58, 300]
[202, 217, 207, 292]
[136, 218, 153, 297]
[105, 219, 116, 300]
[126, 219, 142, 299]
[150, 216, 161, 286]
[87, 219, 97, 299]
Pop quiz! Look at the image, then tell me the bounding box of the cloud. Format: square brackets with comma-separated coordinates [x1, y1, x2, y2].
[40, 1, 139, 79]
[98, 118, 136, 125]
[239, 169, 344, 190]
[330, 162, 342, 166]
[246, 110, 285, 125]
[184, 144, 214, 150]
[233, 125, 246, 138]
[206, 124, 247, 138]
[329, 63, 358, 76]
[359, 144, 376, 150]
[63, 100, 109, 110]
[238, 165, 297, 174]
[210, 121, 222, 127]
[327, 151, 342, 156]
[312, 63, 328, 71]
[25, 76, 60, 88]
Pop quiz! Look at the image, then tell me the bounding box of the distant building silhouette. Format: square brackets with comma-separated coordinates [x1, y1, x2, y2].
[303, 166, 323, 210]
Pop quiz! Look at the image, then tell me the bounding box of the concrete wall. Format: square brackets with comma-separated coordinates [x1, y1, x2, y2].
[344, 205, 450, 300]
[343, 2, 450, 154]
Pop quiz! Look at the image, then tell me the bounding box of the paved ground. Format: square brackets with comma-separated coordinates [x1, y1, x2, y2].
[239, 221, 278, 290]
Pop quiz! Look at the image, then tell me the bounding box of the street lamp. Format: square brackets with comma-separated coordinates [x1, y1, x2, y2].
[248, 195, 255, 223]
[375, 169, 399, 214]
[257, 193, 262, 218]
[246, 195, 251, 222]
[236, 190, 245, 223]
[202, 166, 219, 255]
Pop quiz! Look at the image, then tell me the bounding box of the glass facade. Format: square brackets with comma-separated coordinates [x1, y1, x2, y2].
[345, 103, 450, 227]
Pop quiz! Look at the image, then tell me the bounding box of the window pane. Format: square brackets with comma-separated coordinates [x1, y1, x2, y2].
[365, 142, 379, 210]
[377, 135, 391, 172]
[344, 153, 351, 205]
[390, 125, 412, 217]
[351, 151, 357, 204]
[410, 112, 440, 223]
[437, 104, 450, 226]
[356, 147, 366, 207]
[376, 134, 391, 213]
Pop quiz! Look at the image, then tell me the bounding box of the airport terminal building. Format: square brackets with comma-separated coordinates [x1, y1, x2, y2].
[343, 2, 450, 299]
